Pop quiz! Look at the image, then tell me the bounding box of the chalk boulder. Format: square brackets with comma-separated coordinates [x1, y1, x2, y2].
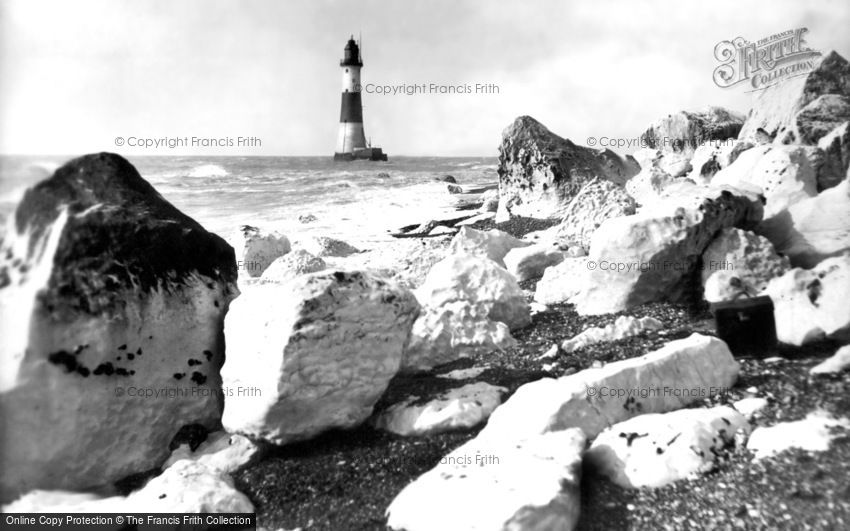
[386, 429, 586, 531]
[817, 121, 850, 190]
[712, 145, 818, 219]
[503, 244, 565, 282]
[738, 50, 850, 144]
[0, 153, 237, 502]
[571, 186, 763, 315]
[765, 254, 850, 346]
[371, 382, 506, 437]
[757, 178, 850, 268]
[557, 177, 636, 251]
[586, 406, 749, 488]
[479, 334, 739, 441]
[448, 226, 530, 267]
[533, 257, 589, 306]
[700, 228, 790, 302]
[403, 256, 530, 372]
[222, 271, 420, 445]
[496, 116, 639, 220]
[641, 107, 745, 160]
[259, 249, 326, 283]
[232, 225, 290, 277]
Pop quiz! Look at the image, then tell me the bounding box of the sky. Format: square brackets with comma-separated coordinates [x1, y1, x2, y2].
[1, 0, 849, 156]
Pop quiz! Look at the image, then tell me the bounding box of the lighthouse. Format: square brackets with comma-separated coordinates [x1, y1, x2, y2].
[334, 36, 388, 161]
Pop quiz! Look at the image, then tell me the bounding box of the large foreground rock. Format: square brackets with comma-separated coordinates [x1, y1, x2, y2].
[556, 177, 636, 251]
[496, 116, 639, 220]
[403, 256, 530, 372]
[479, 334, 739, 441]
[386, 429, 586, 531]
[571, 186, 763, 315]
[757, 178, 850, 268]
[738, 51, 850, 144]
[586, 406, 749, 488]
[222, 271, 420, 445]
[765, 254, 850, 346]
[0, 153, 237, 502]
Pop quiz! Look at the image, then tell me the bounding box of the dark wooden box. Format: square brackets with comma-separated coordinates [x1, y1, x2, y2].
[710, 295, 777, 356]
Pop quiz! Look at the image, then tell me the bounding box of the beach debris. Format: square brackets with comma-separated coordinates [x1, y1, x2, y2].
[221, 271, 419, 445]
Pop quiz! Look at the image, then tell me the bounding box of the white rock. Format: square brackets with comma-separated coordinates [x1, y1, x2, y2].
[415, 255, 531, 331]
[428, 225, 458, 236]
[479, 334, 739, 442]
[0, 153, 237, 502]
[386, 429, 586, 531]
[163, 431, 260, 475]
[817, 121, 850, 190]
[259, 249, 325, 283]
[737, 51, 850, 144]
[556, 177, 636, 251]
[125, 460, 253, 513]
[586, 406, 749, 488]
[757, 178, 850, 268]
[571, 186, 762, 315]
[701, 227, 790, 303]
[437, 366, 489, 380]
[372, 382, 506, 437]
[479, 188, 499, 213]
[765, 254, 850, 346]
[539, 344, 559, 360]
[232, 224, 291, 277]
[300, 236, 360, 257]
[403, 302, 517, 373]
[448, 226, 530, 267]
[748, 409, 850, 459]
[3, 460, 253, 514]
[503, 244, 565, 282]
[533, 257, 589, 305]
[713, 145, 818, 219]
[222, 271, 420, 445]
[810, 345, 850, 375]
[560, 316, 663, 353]
[626, 165, 680, 205]
[733, 397, 769, 419]
[687, 140, 754, 183]
[403, 256, 530, 373]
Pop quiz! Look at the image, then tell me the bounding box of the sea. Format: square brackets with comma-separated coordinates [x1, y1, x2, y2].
[0, 156, 498, 246]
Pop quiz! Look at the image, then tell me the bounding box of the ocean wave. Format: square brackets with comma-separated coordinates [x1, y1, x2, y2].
[187, 164, 229, 178]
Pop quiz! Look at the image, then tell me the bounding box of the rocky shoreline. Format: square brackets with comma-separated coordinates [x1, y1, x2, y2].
[2, 50, 850, 530]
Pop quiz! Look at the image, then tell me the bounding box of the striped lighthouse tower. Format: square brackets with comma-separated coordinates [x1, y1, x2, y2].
[334, 36, 387, 161]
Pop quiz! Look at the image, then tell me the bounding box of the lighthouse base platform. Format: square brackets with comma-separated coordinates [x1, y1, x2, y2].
[334, 147, 388, 162]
